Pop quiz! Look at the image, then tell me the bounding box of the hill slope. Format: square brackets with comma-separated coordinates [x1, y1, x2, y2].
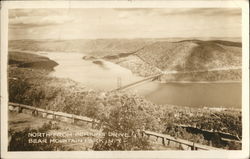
[9, 39, 154, 57]
[9, 39, 242, 81]
[102, 39, 242, 81]
[8, 51, 58, 71]
[136, 40, 242, 72]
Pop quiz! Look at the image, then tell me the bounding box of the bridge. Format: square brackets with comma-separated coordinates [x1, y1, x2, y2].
[114, 73, 162, 91]
[114, 66, 242, 91]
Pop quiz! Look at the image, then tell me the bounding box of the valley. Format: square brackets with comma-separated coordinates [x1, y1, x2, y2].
[8, 38, 242, 150]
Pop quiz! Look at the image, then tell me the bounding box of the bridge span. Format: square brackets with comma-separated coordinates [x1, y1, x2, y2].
[113, 66, 241, 91]
[114, 73, 162, 91]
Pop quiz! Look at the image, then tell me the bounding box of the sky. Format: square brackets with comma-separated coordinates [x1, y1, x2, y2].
[9, 8, 241, 40]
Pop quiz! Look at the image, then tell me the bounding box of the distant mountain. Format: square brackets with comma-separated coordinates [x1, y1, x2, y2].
[136, 40, 242, 71]
[9, 39, 242, 80]
[9, 39, 155, 57]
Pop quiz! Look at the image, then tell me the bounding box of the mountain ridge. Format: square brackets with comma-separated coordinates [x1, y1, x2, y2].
[9, 39, 242, 81]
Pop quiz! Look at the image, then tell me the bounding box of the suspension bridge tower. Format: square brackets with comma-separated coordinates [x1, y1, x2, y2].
[117, 77, 122, 89]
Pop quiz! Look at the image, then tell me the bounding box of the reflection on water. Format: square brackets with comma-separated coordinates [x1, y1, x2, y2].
[41, 52, 143, 90]
[132, 82, 241, 108]
[41, 52, 241, 108]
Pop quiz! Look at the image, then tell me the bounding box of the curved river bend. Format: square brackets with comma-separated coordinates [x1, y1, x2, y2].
[40, 52, 241, 108]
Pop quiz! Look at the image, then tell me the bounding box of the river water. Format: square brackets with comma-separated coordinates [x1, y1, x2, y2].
[40, 52, 143, 90]
[41, 52, 241, 108]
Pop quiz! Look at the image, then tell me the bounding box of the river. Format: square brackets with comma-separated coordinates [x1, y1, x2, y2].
[40, 52, 241, 108]
[39, 52, 143, 90]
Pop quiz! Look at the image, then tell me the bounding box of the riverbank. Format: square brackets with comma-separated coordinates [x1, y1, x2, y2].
[105, 53, 241, 82]
[9, 48, 242, 83]
[8, 50, 242, 150]
[161, 80, 241, 84]
[9, 51, 242, 108]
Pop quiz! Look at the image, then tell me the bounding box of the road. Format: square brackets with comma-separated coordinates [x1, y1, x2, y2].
[115, 66, 242, 90]
[162, 66, 241, 74]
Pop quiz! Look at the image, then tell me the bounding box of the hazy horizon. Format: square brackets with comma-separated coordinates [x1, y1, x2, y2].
[9, 8, 241, 40]
[9, 37, 242, 41]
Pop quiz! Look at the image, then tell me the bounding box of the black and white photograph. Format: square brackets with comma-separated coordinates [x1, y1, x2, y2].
[1, 0, 249, 159]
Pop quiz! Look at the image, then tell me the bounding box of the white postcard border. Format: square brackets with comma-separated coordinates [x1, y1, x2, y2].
[1, 1, 249, 159]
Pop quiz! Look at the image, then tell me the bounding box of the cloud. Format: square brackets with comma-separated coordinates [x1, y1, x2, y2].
[114, 8, 241, 17]
[8, 8, 241, 40]
[118, 12, 132, 19]
[9, 9, 70, 18]
[114, 8, 156, 17]
[9, 9, 74, 28]
[9, 15, 74, 28]
[159, 8, 241, 16]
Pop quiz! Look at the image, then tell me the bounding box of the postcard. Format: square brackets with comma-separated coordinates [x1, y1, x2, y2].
[1, 0, 249, 158]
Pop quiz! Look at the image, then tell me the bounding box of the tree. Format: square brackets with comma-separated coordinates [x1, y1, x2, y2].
[8, 122, 68, 151]
[93, 96, 151, 150]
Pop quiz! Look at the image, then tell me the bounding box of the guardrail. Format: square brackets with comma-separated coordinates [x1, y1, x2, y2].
[9, 102, 223, 150]
[8, 102, 98, 126]
[175, 124, 242, 143]
[143, 130, 223, 150]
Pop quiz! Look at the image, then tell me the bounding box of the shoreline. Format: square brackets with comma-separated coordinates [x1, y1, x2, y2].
[160, 80, 242, 84]
[9, 49, 242, 85]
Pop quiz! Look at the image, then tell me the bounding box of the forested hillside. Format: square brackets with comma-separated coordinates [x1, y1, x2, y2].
[9, 39, 154, 57]
[9, 38, 242, 81]
[136, 40, 242, 71]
